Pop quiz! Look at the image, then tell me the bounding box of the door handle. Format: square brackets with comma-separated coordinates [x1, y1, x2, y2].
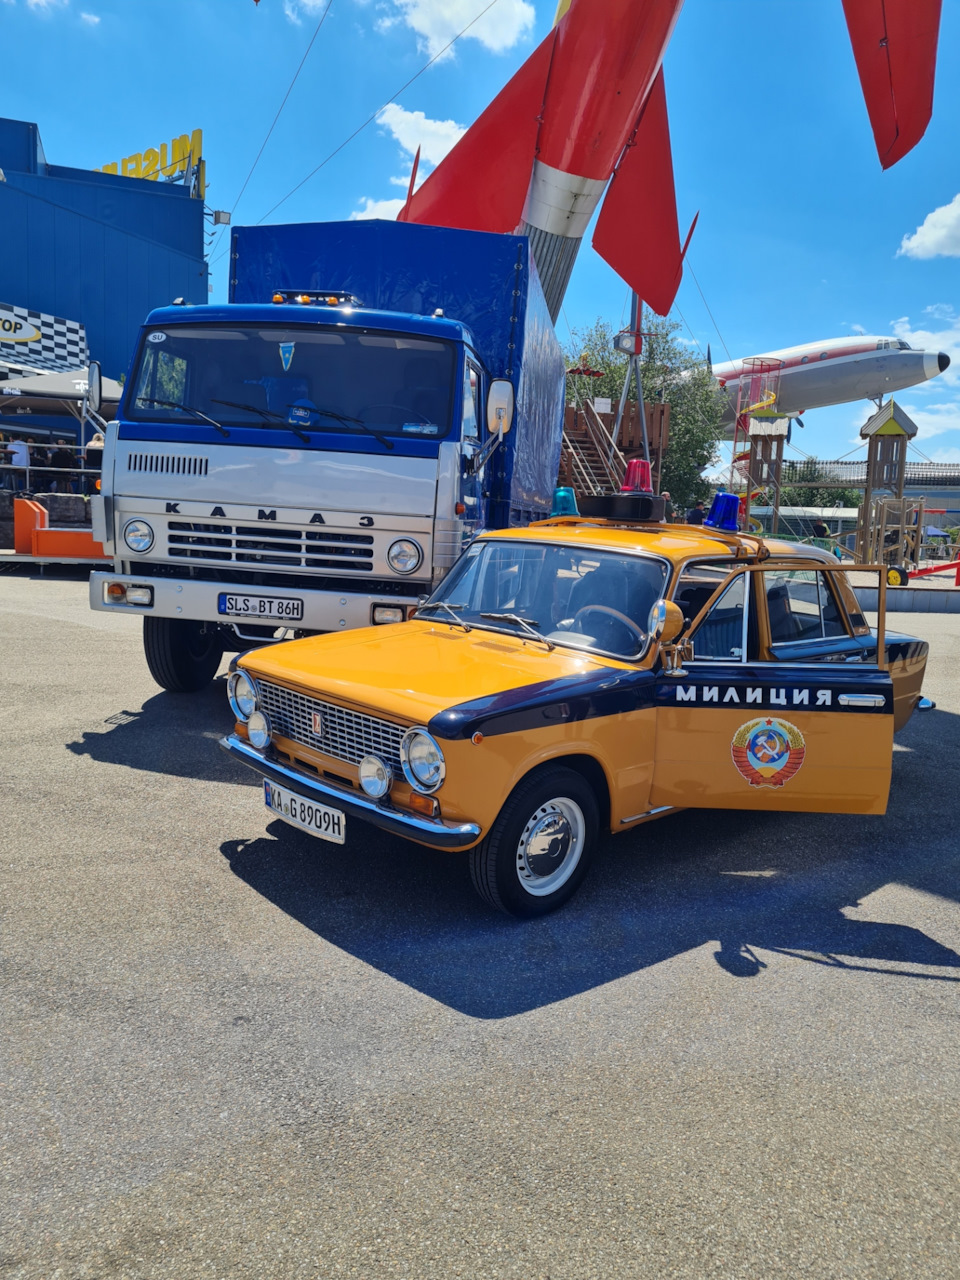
[838, 693, 886, 707]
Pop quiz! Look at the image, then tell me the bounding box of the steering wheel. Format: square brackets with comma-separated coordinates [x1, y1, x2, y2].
[571, 604, 646, 647]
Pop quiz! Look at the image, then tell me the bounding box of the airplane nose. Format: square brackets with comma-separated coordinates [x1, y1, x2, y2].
[939, 351, 951, 373]
[924, 351, 950, 379]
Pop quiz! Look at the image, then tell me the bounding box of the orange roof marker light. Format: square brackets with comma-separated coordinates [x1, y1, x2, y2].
[269, 289, 362, 307]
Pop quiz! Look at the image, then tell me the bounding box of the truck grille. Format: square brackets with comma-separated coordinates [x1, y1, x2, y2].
[167, 521, 374, 571]
[256, 680, 404, 773]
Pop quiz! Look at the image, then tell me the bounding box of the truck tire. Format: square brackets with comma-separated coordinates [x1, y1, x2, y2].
[143, 617, 223, 692]
[469, 766, 598, 918]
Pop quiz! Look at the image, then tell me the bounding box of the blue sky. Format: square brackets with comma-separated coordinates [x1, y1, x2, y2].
[3, 0, 959, 471]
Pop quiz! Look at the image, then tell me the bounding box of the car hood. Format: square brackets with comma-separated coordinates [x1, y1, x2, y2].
[240, 620, 617, 724]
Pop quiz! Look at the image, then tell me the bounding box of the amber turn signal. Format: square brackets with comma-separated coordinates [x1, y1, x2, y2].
[406, 792, 439, 818]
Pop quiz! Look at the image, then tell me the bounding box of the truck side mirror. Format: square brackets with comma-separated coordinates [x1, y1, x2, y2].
[486, 379, 515, 435]
[86, 361, 102, 416]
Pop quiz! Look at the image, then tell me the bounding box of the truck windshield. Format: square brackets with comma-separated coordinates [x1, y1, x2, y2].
[127, 324, 457, 440]
[421, 540, 669, 660]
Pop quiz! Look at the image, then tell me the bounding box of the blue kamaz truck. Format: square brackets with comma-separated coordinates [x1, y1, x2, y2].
[90, 220, 566, 690]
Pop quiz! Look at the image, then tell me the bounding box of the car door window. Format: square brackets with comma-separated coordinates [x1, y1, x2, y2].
[461, 364, 480, 442]
[689, 573, 747, 661]
[762, 569, 861, 664]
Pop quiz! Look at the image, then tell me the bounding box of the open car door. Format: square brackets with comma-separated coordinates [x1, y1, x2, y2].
[650, 563, 894, 815]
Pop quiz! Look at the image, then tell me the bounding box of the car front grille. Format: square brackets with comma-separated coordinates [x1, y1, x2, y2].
[256, 679, 404, 773]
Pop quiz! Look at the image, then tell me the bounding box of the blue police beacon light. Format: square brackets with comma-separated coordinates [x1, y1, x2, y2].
[704, 491, 740, 532]
[550, 486, 580, 516]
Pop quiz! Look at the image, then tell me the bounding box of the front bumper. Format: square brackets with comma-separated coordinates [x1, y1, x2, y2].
[220, 733, 482, 851]
[89, 571, 422, 632]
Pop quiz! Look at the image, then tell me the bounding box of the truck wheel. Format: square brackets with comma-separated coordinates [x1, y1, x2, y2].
[143, 617, 223, 692]
[469, 766, 598, 918]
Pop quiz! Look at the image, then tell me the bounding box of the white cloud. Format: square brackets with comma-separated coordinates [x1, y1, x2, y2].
[899, 400, 960, 441]
[381, 0, 535, 59]
[924, 303, 955, 322]
[80, 11, 99, 23]
[848, 323, 866, 335]
[927, 446, 960, 464]
[284, 0, 327, 23]
[351, 196, 407, 220]
[26, 0, 68, 9]
[892, 313, 960, 388]
[897, 193, 960, 259]
[376, 103, 464, 167]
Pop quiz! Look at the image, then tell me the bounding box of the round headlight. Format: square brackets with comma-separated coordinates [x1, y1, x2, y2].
[400, 728, 445, 793]
[228, 671, 258, 721]
[387, 538, 423, 575]
[359, 754, 393, 799]
[122, 518, 154, 553]
[247, 709, 272, 750]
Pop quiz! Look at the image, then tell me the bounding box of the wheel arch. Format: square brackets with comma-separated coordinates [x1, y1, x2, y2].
[511, 752, 612, 834]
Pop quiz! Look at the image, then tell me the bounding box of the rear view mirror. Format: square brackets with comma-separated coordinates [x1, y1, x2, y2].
[86, 361, 102, 416]
[648, 599, 684, 645]
[487, 379, 515, 434]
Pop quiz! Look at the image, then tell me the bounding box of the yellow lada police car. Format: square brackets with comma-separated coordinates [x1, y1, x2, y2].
[220, 493, 930, 917]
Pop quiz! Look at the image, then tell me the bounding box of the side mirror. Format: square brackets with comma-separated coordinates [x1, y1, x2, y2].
[648, 599, 684, 646]
[86, 361, 102, 416]
[486, 379, 515, 435]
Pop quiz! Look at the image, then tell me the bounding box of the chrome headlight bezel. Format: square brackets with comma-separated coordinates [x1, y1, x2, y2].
[247, 709, 272, 750]
[228, 671, 258, 722]
[387, 538, 423, 575]
[122, 518, 155, 553]
[359, 754, 393, 799]
[400, 727, 445, 794]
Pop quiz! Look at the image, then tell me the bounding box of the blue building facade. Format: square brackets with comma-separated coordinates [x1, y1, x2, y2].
[0, 118, 208, 381]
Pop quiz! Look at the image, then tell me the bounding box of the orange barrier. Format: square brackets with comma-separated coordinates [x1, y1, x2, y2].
[908, 559, 960, 587]
[12, 498, 106, 561]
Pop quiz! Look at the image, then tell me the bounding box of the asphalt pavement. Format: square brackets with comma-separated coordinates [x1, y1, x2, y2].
[2, 567, 959, 1279]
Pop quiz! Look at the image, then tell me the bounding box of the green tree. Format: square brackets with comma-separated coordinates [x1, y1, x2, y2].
[564, 314, 722, 510]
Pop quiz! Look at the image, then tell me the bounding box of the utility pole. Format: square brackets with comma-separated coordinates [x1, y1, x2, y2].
[612, 293, 649, 464]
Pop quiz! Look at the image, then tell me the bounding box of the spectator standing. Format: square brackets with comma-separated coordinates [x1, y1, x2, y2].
[6, 435, 29, 490]
[686, 499, 706, 525]
[812, 518, 829, 540]
[84, 431, 105, 495]
[50, 439, 76, 492]
[661, 490, 675, 522]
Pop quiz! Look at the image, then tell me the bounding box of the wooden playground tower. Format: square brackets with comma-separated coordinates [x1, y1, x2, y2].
[854, 400, 923, 581]
[728, 356, 787, 531]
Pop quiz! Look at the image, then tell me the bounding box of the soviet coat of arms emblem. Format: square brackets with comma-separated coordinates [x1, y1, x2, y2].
[731, 717, 806, 788]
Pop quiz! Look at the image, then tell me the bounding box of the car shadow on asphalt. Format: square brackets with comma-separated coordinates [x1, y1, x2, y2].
[220, 745, 960, 1019]
[64, 676, 259, 786]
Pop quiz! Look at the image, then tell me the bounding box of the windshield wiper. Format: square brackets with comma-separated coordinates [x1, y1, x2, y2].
[137, 397, 229, 438]
[211, 399, 311, 443]
[293, 405, 395, 451]
[416, 600, 471, 632]
[480, 612, 555, 651]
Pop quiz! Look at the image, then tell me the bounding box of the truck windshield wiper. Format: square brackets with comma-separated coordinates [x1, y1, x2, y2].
[137, 397, 230, 438]
[480, 612, 555, 651]
[211, 399, 310, 443]
[294, 406, 395, 451]
[416, 600, 471, 632]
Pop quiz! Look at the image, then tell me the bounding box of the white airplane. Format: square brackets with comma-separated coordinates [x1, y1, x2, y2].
[713, 335, 950, 434]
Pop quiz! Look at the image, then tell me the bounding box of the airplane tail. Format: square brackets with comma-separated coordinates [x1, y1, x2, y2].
[841, 0, 942, 168]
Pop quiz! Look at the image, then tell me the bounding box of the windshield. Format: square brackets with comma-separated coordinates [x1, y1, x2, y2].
[424, 539, 669, 660]
[127, 323, 457, 439]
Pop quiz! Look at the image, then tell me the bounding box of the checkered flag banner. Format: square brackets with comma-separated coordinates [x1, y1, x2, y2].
[0, 301, 89, 373]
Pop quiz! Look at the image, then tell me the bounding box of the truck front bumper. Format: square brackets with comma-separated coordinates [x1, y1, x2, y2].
[220, 733, 482, 851]
[89, 570, 421, 633]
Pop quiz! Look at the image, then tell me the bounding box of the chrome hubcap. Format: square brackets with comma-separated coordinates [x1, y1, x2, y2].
[516, 797, 585, 897]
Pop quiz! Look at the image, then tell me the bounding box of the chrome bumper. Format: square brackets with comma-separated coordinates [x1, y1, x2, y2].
[219, 733, 482, 851]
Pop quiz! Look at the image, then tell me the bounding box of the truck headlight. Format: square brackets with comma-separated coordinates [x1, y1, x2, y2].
[122, 518, 154, 553]
[228, 671, 258, 721]
[400, 728, 445, 793]
[387, 538, 423, 575]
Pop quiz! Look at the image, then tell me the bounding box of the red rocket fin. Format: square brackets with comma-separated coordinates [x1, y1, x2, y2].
[841, 0, 942, 169]
[402, 29, 557, 233]
[591, 68, 683, 316]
